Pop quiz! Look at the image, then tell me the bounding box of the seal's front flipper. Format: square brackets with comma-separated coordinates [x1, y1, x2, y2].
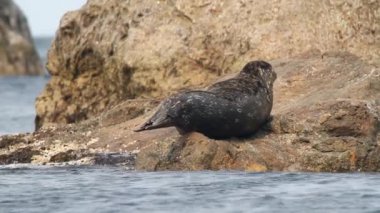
[260, 115, 274, 132]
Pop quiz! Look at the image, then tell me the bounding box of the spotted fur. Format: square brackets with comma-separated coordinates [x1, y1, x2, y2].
[135, 60, 277, 139]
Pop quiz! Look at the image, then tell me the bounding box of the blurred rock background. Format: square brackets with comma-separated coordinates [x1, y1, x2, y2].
[0, 0, 42, 75]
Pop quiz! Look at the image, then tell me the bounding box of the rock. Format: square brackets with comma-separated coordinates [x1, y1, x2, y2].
[99, 99, 160, 127]
[1, 52, 379, 172]
[0, 0, 43, 75]
[93, 152, 135, 167]
[50, 149, 86, 163]
[0, 147, 40, 164]
[35, 0, 380, 128]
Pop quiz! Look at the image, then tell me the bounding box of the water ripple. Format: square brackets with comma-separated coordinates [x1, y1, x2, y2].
[0, 167, 380, 212]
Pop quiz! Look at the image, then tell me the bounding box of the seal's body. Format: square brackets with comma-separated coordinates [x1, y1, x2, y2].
[135, 61, 277, 139]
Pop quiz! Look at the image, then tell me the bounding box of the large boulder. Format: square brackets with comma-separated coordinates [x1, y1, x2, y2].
[1, 51, 379, 172]
[35, 0, 380, 128]
[0, 0, 42, 75]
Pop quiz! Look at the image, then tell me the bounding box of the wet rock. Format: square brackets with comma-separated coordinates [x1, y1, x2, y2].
[50, 149, 88, 162]
[94, 152, 136, 166]
[0, 134, 28, 148]
[0, 147, 40, 164]
[0, 0, 43, 75]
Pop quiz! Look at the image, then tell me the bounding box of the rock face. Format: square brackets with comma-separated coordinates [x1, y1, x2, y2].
[2, 0, 378, 171]
[0, 0, 42, 75]
[35, 0, 380, 128]
[2, 51, 380, 172]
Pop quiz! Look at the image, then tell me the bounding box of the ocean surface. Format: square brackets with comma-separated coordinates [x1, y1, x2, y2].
[1, 37, 380, 213]
[0, 76, 49, 134]
[1, 166, 380, 213]
[0, 37, 52, 134]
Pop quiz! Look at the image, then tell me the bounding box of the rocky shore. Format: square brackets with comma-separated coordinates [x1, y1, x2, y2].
[0, 0, 42, 75]
[1, 0, 379, 171]
[2, 50, 379, 172]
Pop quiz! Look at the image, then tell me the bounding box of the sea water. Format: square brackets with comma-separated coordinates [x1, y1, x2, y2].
[0, 37, 380, 213]
[1, 166, 380, 213]
[0, 75, 49, 134]
[0, 37, 52, 134]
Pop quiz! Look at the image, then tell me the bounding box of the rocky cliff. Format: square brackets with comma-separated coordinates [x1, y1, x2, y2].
[0, 0, 42, 75]
[35, 0, 380, 128]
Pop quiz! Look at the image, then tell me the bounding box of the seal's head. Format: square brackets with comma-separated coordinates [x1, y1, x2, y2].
[240, 60, 277, 89]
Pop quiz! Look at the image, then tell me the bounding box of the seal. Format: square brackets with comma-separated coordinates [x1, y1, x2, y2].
[134, 60, 277, 139]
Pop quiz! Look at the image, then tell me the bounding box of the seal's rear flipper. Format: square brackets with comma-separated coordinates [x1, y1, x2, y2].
[134, 121, 152, 132]
[134, 116, 173, 132]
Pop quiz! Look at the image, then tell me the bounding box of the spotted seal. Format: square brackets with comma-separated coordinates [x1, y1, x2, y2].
[134, 60, 277, 139]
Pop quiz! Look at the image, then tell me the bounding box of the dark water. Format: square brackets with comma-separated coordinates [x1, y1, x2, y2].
[0, 166, 380, 213]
